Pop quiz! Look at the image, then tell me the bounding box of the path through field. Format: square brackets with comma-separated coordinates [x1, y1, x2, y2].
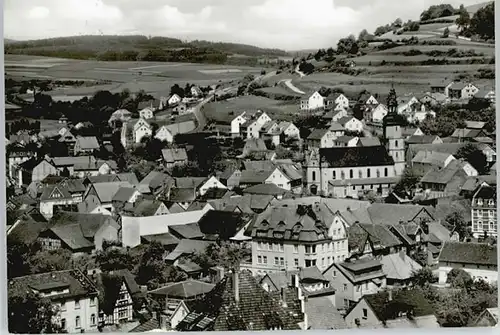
[279, 79, 305, 94]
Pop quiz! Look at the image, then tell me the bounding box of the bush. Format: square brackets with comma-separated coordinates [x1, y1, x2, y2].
[421, 39, 457, 45]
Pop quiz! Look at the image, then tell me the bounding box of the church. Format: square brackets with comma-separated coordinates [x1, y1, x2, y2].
[305, 87, 406, 198]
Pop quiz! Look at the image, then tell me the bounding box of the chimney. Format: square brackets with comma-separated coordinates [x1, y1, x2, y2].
[388, 289, 393, 302]
[281, 287, 288, 308]
[233, 270, 240, 304]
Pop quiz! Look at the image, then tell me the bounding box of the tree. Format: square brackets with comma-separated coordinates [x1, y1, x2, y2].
[437, 291, 472, 327]
[170, 84, 185, 98]
[96, 247, 134, 272]
[7, 237, 34, 279]
[358, 29, 369, 41]
[469, 2, 494, 39]
[8, 292, 63, 333]
[411, 267, 437, 287]
[393, 168, 420, 196]
[337, 35, 358, 54]
[447, 268, 473, 289]
[455, 143, 488, 174]
[29, 249, 73, 274]
[407, 21, 420, 32]
[442, 27, 450, 38]
[455, 4, 471, 33]
[445, 211, 468, 241]
[394, 18, 403, 27]
[191, 241, 250, 272]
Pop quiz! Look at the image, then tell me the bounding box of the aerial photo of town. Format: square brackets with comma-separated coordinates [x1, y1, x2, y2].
[4, 0, 498, 333]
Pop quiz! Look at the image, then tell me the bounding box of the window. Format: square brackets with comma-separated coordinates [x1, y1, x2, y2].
[367, 168, 371, 178]
[395, 140, 398, 148]
[267, 243, 272, 251]
[363, 308, 368, 319]
[91, 314, 96, 326]
[312, 171, 316, 181]
[75, 299, 80, 309]
[488, 199, 494, 206]
[274, 257, 279, 265]
[90, 297, 96, 306]
[482, 222, 489, 231]
[258, 242, 263, 250]
[328, 256, 332, 264]
[294, 258, 299, 267]
[311, 245, 316, 253]
[280, 257, 285, 266]
[258, 256, 262, 264]
[322, 258, 325, 266]
[305, 260, 312, 267]
[349, 169, 353, 179]
[61, 319, 66, 330]
[333, 270, 337, 277]
[376, 169, 380, 178]
[343, 284, 348, 291]
[305, 246, 311, 254]
[294, 245, 299, 253]
[489, 210, 494, 217]
[477, 198, 483, 206]
[311, 260, 316, 266]
[263, 256, 268, 264]
[318, 244, 322, 253]
[75, 316, 81, 329]
[356, 285, 360, 292]
[384, 168, 388, 177]
[332, 171, 336, 179]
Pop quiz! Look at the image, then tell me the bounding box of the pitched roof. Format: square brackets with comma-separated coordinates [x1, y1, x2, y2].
[329, 122, 345, 132]
[116, 172, 140, 185]
[306, 296, 347, 329]
[239, 170, 272, 184]
[76, 136, 99, 150]
[420, 161, 466, 185]
[51, 156, 96, 167]
[9, 269, 98, 300]
[358, 137, 381, 147]
[92, 181, 134, 203]
[381, 253, 422, 280]
[209, 194, 274, 214]
[439, 242, 497, 266]
[412, 150, 454, 167]
[332, 258, 385, 284]
[357, 223, 402, 248]
[175, 177, 207, 189]
[306, 128, 329, 140]
[149, 280, 215, 299]
[242, 183, 290, 196]
[362, 203, 434, 225]
[162, 148, 188, 163]
[132, 200, 166, 216]
[168, 223, 204, 239]
[140, 171, 172, 190]
[112, 187, 139, 202]
[163, 121, 196, 136]
[406, 135, 440, 145]
[164, 239, 214, 261]
[40, 185, 73, 202]
[363, 288, 436, 321]
[337, 116, 357, 126]
[319, 146, 394, 168]
[465, 120, 486, 129]
[176, 270, 302, 331]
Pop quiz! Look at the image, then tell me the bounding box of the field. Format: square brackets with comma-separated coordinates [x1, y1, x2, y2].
[203, 95, 299, 122]
[5, 54, 262, 99]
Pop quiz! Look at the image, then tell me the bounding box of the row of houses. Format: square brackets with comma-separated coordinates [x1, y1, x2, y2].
[429, 81, 495, 102]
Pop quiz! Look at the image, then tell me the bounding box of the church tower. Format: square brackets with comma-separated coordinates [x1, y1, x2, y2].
[383, 87, 406, 176]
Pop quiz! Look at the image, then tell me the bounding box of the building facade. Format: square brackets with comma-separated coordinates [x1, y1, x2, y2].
[471, 183, 497, 238]
[383, 88, 406, 176]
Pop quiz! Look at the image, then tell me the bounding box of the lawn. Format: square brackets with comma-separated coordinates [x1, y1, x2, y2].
[372, 44, 495, 56]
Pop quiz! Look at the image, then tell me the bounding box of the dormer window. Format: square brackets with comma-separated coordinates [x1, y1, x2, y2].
[477, 198, 483, 206]
[488, 199, 494, 206]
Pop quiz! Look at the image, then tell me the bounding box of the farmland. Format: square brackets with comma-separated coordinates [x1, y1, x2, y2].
[5, 54, 262, 99]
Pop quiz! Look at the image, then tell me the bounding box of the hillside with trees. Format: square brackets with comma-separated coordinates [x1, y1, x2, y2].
[4, 34, 289, 64]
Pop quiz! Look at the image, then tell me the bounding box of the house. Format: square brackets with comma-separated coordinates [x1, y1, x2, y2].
[240, 111, 272, 139]
[218, 167, 242, 190]
[430, 81, 452, 95]
[411, 151, 456, 176]
[359, 93, 379, 105]
[197, 176, 227, 196]
[206, 111, 247, 137]
[155, 121, 196, 143]
[8, 269, 100, 333]
[402, 127, 424, 138]
[325, 93, 350, 109]
[333, 136, 358, 147]
[344, 289, 439, 329]
[406, 135, 443, 146]
[364, 104, 388, 124]
[7, 146, 35, 178]
[448, 82, 479, 100]
[322, 258, 386, 310]
[132, 118, 152, 143]
[139, 171, 173, 196]
[306, 146, 395, 196]
[239, 170, 272, 189]
[16, 157, 58, 187]
[139, 107, 154, 120]
[168, 94, 182, 106]
[450, 128, 488, 142]
[248, 203, 349, 274]
[265, 164, 303, 194]
[420, 159, 478, 198]
[380, 252, 422, 287]
[437, 242, 497, 285]
[50, 156, 97, 176]
[162, 148, 188, 169]
[58, 131, 78, 153]
[471, 184, 497, 238]
[175, 270, 306, 331]
[208, 194, 274, 215]
[474, 88, 495, 102]
[84, 181, 135, 212]
[40, 184, 82, 220]
[37, 212, 120, 253]
[241, 138, 268, 157]
[109, 109, 132, 128]
[278, 121, 301, 140]
[472, 307, 499, 327]
[397, 96, 421, 115]
[128, 199, 170, 217]
[138, 99, 160, 112]
[74, 136, 100, 155]
[190, 86, 203, 97]
[112, 187, 142, 212]
[347, 223, 405, 257]
[148, 280, 215, 329]
[94, 270, 141, 326]
[338, 116, 363, 133]
[306, 128, 343, 149]
[301, 91, 325, 111]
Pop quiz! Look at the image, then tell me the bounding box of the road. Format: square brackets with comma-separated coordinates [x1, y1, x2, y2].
[190, 86, 238, 133]
[278, 79, 305, 95]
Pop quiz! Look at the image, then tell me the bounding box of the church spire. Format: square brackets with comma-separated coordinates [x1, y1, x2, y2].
[386, 86, 398, 114]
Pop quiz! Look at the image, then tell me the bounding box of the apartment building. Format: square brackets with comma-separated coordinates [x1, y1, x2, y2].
[471, 183, 497, 238]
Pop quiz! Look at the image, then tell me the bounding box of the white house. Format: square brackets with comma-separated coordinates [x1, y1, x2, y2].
[242, 111, 271, 139]
[198, 176, 227, 196]
[301, 91, 325, 111]
[264, 164, 303, 194]
[131, 118, 153, 143]
[231, 112, 247, 136]
[364, 95, 379, 105]
[339, 116, 363, 133]
[474, 88, 495, 102]
[278, 121, 301, 140]
[448, 82, 480, 100]
[471, 183, 497, 238]
[190, 86, 203, 97]
[139, 107, 154, 120]
[154, 126, 174, 143]
[438, 242, 497, 285]
[397, 96, 420, 115]
[168, 94, 182, 106]
[326, 93, 349, 109]
[366, 104, 388, 124]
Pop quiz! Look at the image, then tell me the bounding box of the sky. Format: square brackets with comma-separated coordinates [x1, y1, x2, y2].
[4, 0, 488, 50]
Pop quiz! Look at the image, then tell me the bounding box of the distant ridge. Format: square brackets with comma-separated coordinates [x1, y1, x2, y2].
[465, 0, 494, 14]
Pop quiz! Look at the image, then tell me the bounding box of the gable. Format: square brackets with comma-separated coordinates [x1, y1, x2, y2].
[49, 187, 64, 199]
